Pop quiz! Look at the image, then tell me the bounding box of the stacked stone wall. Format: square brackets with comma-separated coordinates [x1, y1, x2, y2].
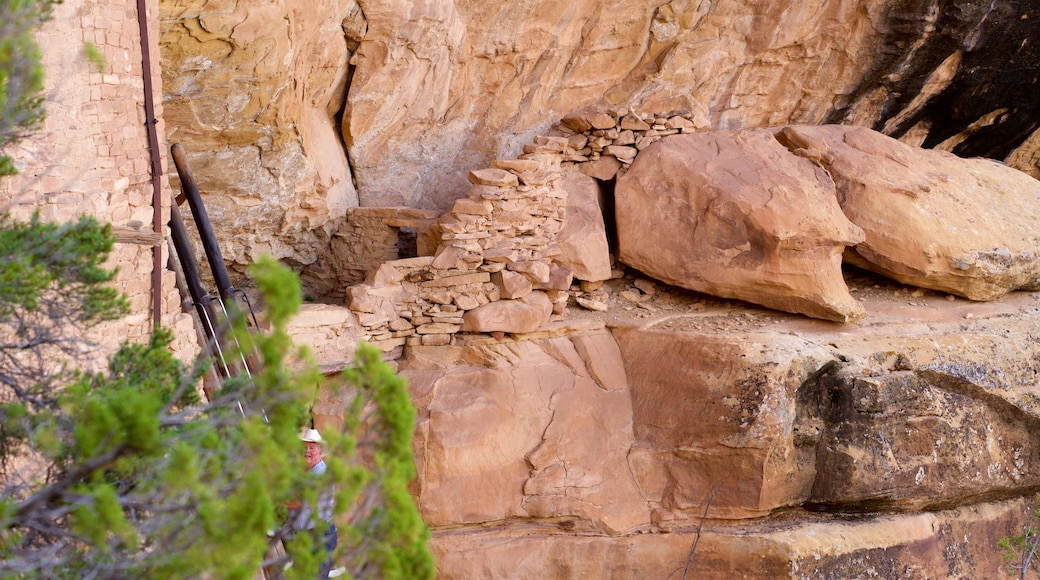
[328, 207, 441, 288]
[554, 108, 707, 178]
[330, 114, 711, 358]
[343, 136, 575, 355]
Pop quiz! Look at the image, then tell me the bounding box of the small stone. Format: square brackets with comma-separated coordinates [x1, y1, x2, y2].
[420, 333, 453, 346]
[576, 296, 609, 311]
[620, 114, 651, 131]
[560, 114, 593, 133]
[389, 318, 413, 331]
[468, 168, 519, 187]
[491, 269, 534, 299]
[636, 302, 657, 312]
[605, 145, 637, 161]
[508, 260, 551, 284]
[620, 289, 643, 302]
[580, 280, 604, 292]
[455, 294, 481, 310]
[491, 158, 542, 172]
[416, 322, 462, 334]
[633, 278, 657, 296]
[589, 112, 617, 130]
[453, 198, 494, 215]
[566, 134, 589, 150]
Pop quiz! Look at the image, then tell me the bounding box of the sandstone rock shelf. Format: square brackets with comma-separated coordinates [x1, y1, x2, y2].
[305, 264, 1040, 578]
[430, 496, 1033, 579]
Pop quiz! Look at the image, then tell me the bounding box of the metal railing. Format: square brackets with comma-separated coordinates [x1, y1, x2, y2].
[168, 143, 263, 415]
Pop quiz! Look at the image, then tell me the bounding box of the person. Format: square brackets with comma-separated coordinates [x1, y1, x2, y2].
[286, 428, 338, 579]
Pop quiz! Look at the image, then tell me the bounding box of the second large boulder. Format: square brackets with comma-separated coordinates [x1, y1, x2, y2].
[778, 125, 1040, 300]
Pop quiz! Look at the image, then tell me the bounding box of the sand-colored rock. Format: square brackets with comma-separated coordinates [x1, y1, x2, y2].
[615, 130, 866, 322]
[283, 303, 363, 372]
[400, 333, 647, 534]
[615, 326, 834, 520]
[416, 285, 1040, 577]
[489, 269, 532, 300]
[340, 0, 893, 211]
[160, 0, 360, 286]
[460, 291, 552, 334]
[555, 167, 611, 282]
[778, 125, 1040, 300]
[430, 497, 1033, 579]
[159, 0, 1040, 301]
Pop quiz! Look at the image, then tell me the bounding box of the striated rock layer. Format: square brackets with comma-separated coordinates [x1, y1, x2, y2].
[158, 0, 1040, 292]
[431, 497, 1032, 579]
[376, 285, 1040, 578]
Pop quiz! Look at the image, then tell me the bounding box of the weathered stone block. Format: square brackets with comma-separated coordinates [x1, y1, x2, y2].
[461, 291, 552, 334]
[469, 168, 519, 187]
[491, 269, 533, 300]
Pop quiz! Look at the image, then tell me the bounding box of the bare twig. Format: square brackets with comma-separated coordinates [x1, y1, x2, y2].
[682, 477, 727, 580]
[13, 440, 124, 521]
[1020, 528, 1039, 580]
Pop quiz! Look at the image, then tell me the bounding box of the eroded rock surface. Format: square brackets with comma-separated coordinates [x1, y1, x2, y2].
[807, 365, 1040, 511]
[159, 1, 1040, 293]
[615, 130, 866, 322]
[388, 281, 1040, 578]
[399, 332, 648, 534]
[779, 125, 1040, 300]
[431, 497, 1033, 579]
[617, 326, 834, 521]
[160, 0, 361, 280]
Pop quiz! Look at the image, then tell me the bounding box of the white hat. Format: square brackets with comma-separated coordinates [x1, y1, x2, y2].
[299, 428, 323, 444]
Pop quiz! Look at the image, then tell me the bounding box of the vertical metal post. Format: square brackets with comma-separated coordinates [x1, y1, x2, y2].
[136, 0, 163, 327]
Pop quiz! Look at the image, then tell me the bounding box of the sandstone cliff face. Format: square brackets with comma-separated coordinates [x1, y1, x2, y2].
[355, 281, 1040, 579]
[159, 0, 1040, 291]
[154, 1, 1040, 578]
[160, 0, 361, 278]
[8, 0, 1040, 577]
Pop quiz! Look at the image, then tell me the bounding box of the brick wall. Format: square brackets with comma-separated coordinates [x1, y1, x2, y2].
[0, 0, 197, 361]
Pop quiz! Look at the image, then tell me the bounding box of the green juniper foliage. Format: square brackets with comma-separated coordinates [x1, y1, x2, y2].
[0, 2, 431, 576]
[998, 496, 1040, 579]
[0, 229, 434, 578]
[0, 0, 58, 176]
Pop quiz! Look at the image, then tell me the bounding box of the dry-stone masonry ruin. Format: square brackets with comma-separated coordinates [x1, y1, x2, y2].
[296, 117, 1040, 578]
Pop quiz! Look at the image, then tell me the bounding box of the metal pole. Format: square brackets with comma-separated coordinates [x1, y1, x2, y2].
[170, 143, 236, 302]
[136, 0, 163, 327]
